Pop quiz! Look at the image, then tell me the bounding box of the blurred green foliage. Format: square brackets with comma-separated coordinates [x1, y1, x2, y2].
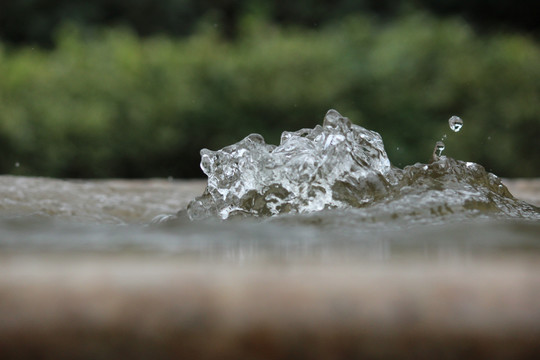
[1, 13, 539, 178]
[1, 0, 539, 47]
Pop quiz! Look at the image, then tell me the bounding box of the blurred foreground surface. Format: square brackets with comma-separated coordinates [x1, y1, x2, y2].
[2, 257, 539, 360]
[0, 176, 539, 359]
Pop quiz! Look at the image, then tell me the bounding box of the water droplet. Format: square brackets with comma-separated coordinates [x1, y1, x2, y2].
[487, 136, 491, 141]
[434, 141, 445, 157]
[396, 147, 400, 151]
[448, 116, 463, 132]
[15, 162, 20, 167]
[245, 133, 265, 144]
[200, 149, 214, 174]
[442, 134, 447, 140]
[323, 109, 351, 129]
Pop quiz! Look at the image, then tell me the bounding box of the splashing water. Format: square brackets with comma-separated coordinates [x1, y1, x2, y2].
[449, 115, 464, 132]
[187, 110, 539, 222]
[189, 110, 397, 219]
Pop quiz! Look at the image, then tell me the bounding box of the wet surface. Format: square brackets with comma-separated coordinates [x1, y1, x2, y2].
[0, 175, 538, 259]
[0, 176, 205, 224]
[1, 175, 539, 359]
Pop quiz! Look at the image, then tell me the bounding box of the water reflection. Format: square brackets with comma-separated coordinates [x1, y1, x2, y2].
[1, 215, 538, 264]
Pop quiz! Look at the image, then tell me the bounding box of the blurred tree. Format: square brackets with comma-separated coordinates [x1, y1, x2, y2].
[0, 0, 205, 47]
[1, 16, 539, 178]
[415, 0, 540, 34]
[2, 0, 538, 48]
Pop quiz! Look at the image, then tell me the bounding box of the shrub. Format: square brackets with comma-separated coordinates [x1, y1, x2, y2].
[1, 13, 539, 178]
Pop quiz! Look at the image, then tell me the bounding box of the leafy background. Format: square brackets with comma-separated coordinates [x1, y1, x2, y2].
[1, 0, 539, 178]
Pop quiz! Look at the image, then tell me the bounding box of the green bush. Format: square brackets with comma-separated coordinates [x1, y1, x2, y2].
[1, 13, 539, 178]
[2, 1, 538, 47]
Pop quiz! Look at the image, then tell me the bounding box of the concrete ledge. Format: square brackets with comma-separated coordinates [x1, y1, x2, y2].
[1, 256, 539, 359]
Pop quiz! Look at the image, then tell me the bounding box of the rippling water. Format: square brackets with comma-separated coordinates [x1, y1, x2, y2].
[1, 177, 538, 262]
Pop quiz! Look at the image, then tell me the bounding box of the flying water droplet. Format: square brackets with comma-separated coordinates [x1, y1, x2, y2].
[15, 162, 20, 168]
[448, 116, 463, 132]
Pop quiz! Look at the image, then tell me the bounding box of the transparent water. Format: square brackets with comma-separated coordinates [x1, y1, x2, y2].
[186, 110, 538, 222]
[1, 110, 539, 262]
[449, 115, 464, 132]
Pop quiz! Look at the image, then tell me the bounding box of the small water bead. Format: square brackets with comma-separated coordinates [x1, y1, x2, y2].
[449, 116, 463, 132]
[434, 141, 445, 157]
[323, 109, 341, 126]
[323, 109, 351, 129]
[245, 133, 266, 145]
[15, 162, 20, 168]
[200, 149, 214, 174]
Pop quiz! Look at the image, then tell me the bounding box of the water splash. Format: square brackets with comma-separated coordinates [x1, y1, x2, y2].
[449, 115, 463, 132]
[189, 110, 397, 220]
[187, 110, 539, 221]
